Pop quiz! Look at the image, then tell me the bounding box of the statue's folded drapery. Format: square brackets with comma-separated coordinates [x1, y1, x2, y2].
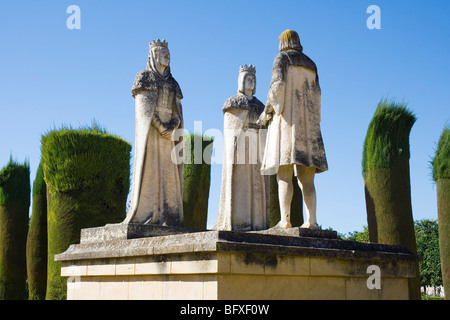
[261, 50, 328, 176]
[215, 93, 269, 231]
[124, 42, 184, 226]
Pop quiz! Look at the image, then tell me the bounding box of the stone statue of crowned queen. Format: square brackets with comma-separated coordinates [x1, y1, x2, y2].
[123, 39, 184, 226]
[214, 64, 269, 231]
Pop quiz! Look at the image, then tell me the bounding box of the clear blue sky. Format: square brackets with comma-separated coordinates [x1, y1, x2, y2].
[1, 0, 449, 234]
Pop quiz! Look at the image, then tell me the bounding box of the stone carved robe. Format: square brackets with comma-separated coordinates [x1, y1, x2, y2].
[214, 94, 269, 231]
[123, 67, 184, 226]
[261, 50, 328, 175]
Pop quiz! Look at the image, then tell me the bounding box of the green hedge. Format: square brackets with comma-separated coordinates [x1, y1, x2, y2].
[362, 99, 420, 299]
[431, 126, 450, 299]
[362, 99, 417, 245]
[362, 99, 417, 174]
[26, 163, 48, 300]
[41, 125, 131, 300]
[183, 134, 212, 229]
[0, 158, 30, 300]
[432, 127, 450, 181]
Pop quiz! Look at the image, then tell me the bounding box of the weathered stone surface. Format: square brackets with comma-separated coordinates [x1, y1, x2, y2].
[56, 229, 419, 263]
[80, 223, 203, 244]
[215, 64, 269, 232]
[58, 227, 419, 300]
[252, 226, 337, 239]
[124, 39, 184, 226]
[258, 29, 328, 230]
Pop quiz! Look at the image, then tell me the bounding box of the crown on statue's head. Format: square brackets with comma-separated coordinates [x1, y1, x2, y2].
[239, 64, 256, 75]
[149, 39, 168, 50]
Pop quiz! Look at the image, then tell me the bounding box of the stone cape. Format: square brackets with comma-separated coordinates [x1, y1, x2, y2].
[270, 49, 319, 85]
[222, 93, 265, 117]
[261, 49, 328, 175]
[131, 69, 183, 98]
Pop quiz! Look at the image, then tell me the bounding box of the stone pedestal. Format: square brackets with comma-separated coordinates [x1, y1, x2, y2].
[55, 224, 419, 300]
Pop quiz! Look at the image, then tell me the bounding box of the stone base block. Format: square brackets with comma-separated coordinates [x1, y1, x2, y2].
[56, 226, 419, 300]
[80, 223, 202, 244]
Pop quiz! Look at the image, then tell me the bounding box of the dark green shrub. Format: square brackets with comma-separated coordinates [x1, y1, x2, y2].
[0, 158, 30, 300]
[362, 99, 417, 245]
[183, 134, 212, 229]
[362, 99, 420, 299]
[415, 219, 442, 290]
[41, 125, 131, 300]
[431, 126, 450, 299]
[26, 163, 48, 300]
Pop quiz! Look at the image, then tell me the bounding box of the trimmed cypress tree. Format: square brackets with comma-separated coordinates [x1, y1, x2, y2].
[0, 158, 30, 300]
[431, 126, 450, 299]
[26, 163, 48, 300]
[362, 99, 420, 299]
[183, 134, 213, 229]
[41, 124, 131, 300]
[269, 174, 303, 228]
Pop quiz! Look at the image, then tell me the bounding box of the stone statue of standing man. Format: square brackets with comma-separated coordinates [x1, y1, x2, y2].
[123, 39, 184, 226]
[259, 30, 328, 229]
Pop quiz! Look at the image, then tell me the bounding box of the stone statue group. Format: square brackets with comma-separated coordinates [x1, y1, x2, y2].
[123, 30, 328, 231]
